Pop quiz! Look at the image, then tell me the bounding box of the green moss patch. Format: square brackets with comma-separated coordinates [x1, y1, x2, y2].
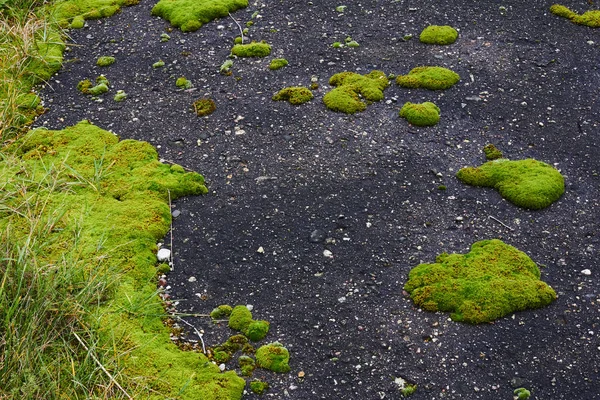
[269, 58, 288, 70]
[96, 56, 115, 66]
[52, 0, 139, 29]
[399, 101, 440, 126]
[211, 304, 233, 319]
[3, 120, 244, 398]
[419, 25, 458, 45]
[272, 86, 314, 105]
[250, 380, 269, 394]
[255, 342, 290, 372]
[323, 70, 389, 114]
[151, 0, 248, 32]
[78, 75, 110, 96]
[404, 239, 557, 323]
[113, 89, 127, 102]
[396, 66, 460, 90]
[483, 143, 503, 160]
[550, 4, 600, 28]
[176, 76, 192, 89]
[193, 98, 216, 116]
[227, 305, 270, 341]
[231, 41, 271, 57]
[456, 158, 565, 209]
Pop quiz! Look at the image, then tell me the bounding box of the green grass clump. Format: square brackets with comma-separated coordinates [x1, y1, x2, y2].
[250, 380, 269, 394]
[549, 4, 600, 28]
[96, 55, 115, 66]
[399, 101, 440, 126]
[483, 143, 503, 160]
[255, 342, 290, 373]
[419, 25, 458, 45]
[151, 0, 248, 32]
[1, 120, 246, 398]
[396, 66, 460, 90]
[272, 86, 314, 105]
[269, 58, 288, 70]
[323, 70, 389, 114]
[456, 158, 565, 209]
[404, 239, 557, 324]
[176, 76, 192, 89]
[52, 0, 139, 29]
[231, 41, 271, 57]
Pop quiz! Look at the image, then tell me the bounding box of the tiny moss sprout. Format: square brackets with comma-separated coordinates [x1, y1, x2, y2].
[269, 58, 288, 70]
[404, 239, 557, 323]
[192, 98, 216, 117]
[514, 387, 531, 399]
[272, 86, 313, 105]
[332, 41, 343, 48]
[113, 90, 127, 102]
[152, 60, 165, 68]
[175, 76, 192, 89]
[160, 32, 170, 42]
[396, 66, 460, 90]
[456, 157, 565, 209]
[346, 40, 360, 47]
[419, 25, 458, 45]
[336, 5, 347, 13]
[96, 56, 115, 67]
[220, 59, 234, 74]
[399, 102, 440, 126]
[78, 75, 110, 96]
[151, 0, 249, 32]
[231, 41, 271, 57]
[323, 70, 389, 114]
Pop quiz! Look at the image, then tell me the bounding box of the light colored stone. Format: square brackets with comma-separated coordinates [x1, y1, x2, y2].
[157, 248, 171, 262]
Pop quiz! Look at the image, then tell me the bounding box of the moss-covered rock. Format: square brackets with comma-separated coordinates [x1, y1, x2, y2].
[269, 58, 288, 70]
[96, 56, 115, 67]
[193, 98, 216, 116]
[399, 102, 440, 126]
[228, 305, 253, 332]
[255, 342, 290, 373]
[419, 25, 458, 45]
[396, 66, 460, 90]
[323, 70, 389, 114]
[456, 158, 565, 209]
[151, 0, 248, 32]
[404, 239, 557, 323]
[550, 4, 600, 27]
[272, 86, 313, 105]
[231, 41, 271, 57]
[483, 144, 503, 160]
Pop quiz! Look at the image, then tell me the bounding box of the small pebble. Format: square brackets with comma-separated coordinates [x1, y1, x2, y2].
[581, 269, 592, 276]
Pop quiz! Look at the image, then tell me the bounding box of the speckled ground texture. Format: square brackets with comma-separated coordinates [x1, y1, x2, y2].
[37, 0, 599, 399]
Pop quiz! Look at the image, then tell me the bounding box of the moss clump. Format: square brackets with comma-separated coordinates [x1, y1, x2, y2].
[346, 40, 360, 47]
[70, 15, 85, 28]
[396, 66, 460, 90]
[245, 320, 270, 342]
[402, 384, 417, 397]
[151, 0, 248, 32]
[238, 355, 256, 376]
[255, 342, 290, 373]
[399, 102, 440, 126]
[96, 56, 115, 67]
[456, 158, 565, 209]
[176, 77, 192, 89]
[323, 70, 389, 114]
[250, 380, 269, 394]
[404, 239, 557, 324]
[77, 79, 93, 93]
[231, 41, 271, 57]
[483, 144, 503, 160]
[332, 41, 342, 48]
[210, 304, 233, 319]
[514, 388, 531, 399]
[550, 4, 600, 28]
[52, 0, 138, 29]
[113, 90, 127, 102]
[152, 60, 165, 68]
[228, 305, 253, 331]
[193, 98, 216, 117]
[272, 86, 313, 105]
[160, 32, 170, 42]
[269, 58, 288, 70]
[419, 25, 458, 45]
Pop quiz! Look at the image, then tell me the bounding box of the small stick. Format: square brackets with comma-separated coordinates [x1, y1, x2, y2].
[73, 332, 132, 400]
[229, 12, 244, 44]
[488, 215, 514, 231]
[177, 317, 207, 354]
[168, 189, 174, 271]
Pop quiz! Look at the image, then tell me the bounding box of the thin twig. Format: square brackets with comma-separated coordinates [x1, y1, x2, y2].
[72, 332, 132, 400]
[229, 12, 244, 44]
[177, 317, 207, 354]
[168, 189, 174, 271]
[488, 215, 514, 231]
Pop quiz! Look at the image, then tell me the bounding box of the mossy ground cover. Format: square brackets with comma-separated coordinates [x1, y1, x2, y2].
[456, 158, 565, 209]
[151, 0, 248, 32]
[231, 41, 271, 57]
[272, 86, 313, 105]
[51, 0, 140, 29]
[323, 70, 389, 114]
[399, 101, 440, 126]
[404, 239, 557, 324]
[396, 66, 460, 90]
[1, 121, 245, 398]
[550, 4, 600, 28]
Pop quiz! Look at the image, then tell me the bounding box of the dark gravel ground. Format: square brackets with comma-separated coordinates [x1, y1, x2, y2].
[36, 0, 600, 398]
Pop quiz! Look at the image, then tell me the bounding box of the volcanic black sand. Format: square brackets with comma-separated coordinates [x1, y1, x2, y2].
[36, 0, 599, 398]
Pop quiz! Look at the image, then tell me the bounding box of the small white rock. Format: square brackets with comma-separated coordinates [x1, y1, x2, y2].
[323, 249, 333, 258]
[581, 269, 592, 276]
[218, 363, 226, 371]
[188, 276, 197, 282]
[257, 246, 264, 253]
[246, 304, 254, 311]
[157, 248, 171, 262]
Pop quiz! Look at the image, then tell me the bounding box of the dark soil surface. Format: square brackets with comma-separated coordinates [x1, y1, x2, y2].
[36, 0, 600, 398]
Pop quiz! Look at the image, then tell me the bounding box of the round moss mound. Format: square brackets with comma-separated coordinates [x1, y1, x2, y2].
[228, 305, 253, 332]
[419, 25, 458, 45]
[269, 58, 288, 70]
[323, 70, 389, 114]
[245, 320, 270, 342]
[396, 66, 460, 90]
[255, 342, 290, 373]
[231, 41, 271, 57]
[483, 144, 503, 160]
[176, 77, 192, 89]
[404, 239, 557, 324]
[96, 56, 115, 67]
[272, 86, 313, 105]
[399, 102, 440, 126]
[193, 98, 216, 117]
[550, 4, 600, 28]
[210, 304, 233, 319]
[456, 158, 565, 209]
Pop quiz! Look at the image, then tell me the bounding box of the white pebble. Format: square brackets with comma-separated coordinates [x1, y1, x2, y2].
[188, 276, 197, 282]
[323, 249, 333, 258]
[157, 248, 171, 262]
[581, 269, 591, 276]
